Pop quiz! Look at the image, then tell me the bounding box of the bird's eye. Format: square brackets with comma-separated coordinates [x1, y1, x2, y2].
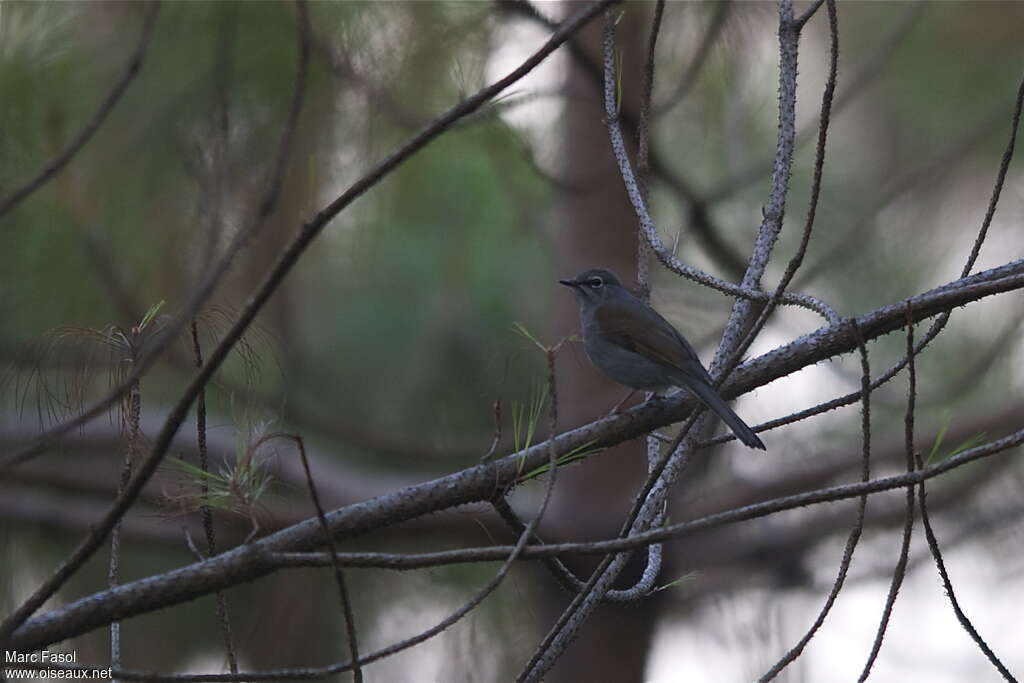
[587, 277, 603, 289]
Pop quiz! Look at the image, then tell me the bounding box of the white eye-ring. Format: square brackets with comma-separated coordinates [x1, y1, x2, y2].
[587, 277, 603, 289]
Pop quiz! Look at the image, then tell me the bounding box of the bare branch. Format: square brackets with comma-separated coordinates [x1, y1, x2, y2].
[654, 0, 731, 115]
[793, 0, 827, 30]
[715, 0, 839, 387]
[0, 3, 161, 220]
[635, 0, 665, 300]
[965, 74, 1024, 277]
[915, 448, 1018, 682]
[189, 320, 238, 673]
[712, 0, 800, 369]
[290, 433, 362, 683]
[856, 310, 917, 681]
[108, 372, 140, 682]
[480, 400, 503, 462]
[759, 316, 871, 682]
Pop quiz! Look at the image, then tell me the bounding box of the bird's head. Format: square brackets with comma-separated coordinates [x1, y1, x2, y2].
[558, 268, 623, 306]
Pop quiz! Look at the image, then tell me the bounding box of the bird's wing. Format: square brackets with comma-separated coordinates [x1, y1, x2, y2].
[592, 299, 712, 384]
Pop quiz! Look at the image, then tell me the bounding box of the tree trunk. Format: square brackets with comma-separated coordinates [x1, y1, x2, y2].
[543, 4, 659, 681]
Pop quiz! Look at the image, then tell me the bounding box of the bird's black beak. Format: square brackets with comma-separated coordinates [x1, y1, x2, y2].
[559, 278, 580, 289]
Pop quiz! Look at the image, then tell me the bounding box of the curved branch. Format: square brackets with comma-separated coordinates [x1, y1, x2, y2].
[856, 312, 917, 681]
[0, 3, 160, 220]
[715, 0, 839, 387]
[712, 0, 800, 369]
[654, 0, 731, 115]
[915, 453, 1018, 681]
[761, 274, 867, 683]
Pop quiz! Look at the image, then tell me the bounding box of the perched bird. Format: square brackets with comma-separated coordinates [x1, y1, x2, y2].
[560, 268, 765, 450]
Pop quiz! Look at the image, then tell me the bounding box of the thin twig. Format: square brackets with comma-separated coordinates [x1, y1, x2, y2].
[914, 449, 1018, 682]
[856, 309, 917, 681]
[492, 484, 666, 604]
[636, 3, 667, 574]
[480, 400, 502, 462]
[490, 496, 580, 593]
[109, 369, 140, 683]
[494, 412, 681, 605]
[289, 433, 363, 683]
[711, 0, 800, 370]
[793, 0, 827, 29]
[759, 318, 871, 682]
[0, 3, 161, 220]
[654, 0, 730, 115]
[965, 76, 1024, 277]
[635, 0, 664, 301]
[28, 399, 558, 683]
[636, 0, 664, 203]
[275, 320, 566, 681]
[190, 320, 238, 674]
[516, 544, 617, 683]
[631, 0, 670, 603]
[713, 0, 839, 399]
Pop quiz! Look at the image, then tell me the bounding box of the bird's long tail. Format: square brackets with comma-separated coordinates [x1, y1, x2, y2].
[685, 380, 765, 450]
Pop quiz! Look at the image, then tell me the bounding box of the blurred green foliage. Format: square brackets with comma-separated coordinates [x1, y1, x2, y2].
[1, 2, 556, 465]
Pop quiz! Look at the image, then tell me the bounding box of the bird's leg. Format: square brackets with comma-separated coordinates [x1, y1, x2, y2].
[607, 388, 639, 416]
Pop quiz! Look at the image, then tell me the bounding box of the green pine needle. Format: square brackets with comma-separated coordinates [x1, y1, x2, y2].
[138, 299, 166, 332]
[512, 321, 547, 353]
[651, 572, 699, 594]
[516, 440, 601, 483]
[925, 414, 987, 466]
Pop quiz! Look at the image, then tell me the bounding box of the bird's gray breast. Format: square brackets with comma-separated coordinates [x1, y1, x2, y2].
[582, 319, 674, 391]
